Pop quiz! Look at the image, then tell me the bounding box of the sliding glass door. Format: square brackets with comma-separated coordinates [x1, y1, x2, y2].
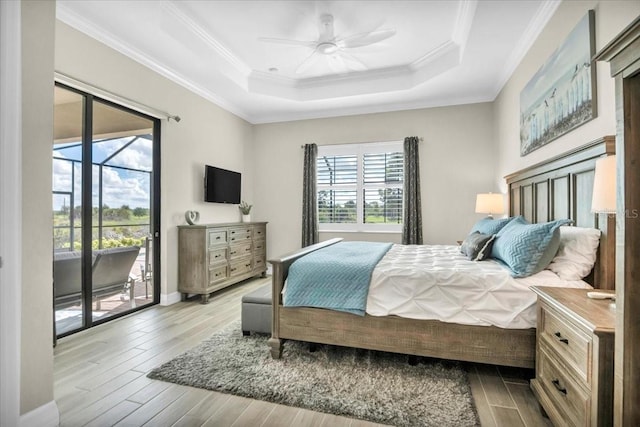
[53, 83, 160, 337]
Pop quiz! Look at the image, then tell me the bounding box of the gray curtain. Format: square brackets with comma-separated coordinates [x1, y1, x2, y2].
[402, 136, 423, 244]
[302, 143, 318, 247]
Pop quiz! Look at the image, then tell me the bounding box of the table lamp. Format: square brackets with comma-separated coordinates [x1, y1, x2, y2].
[475, 193, 504, 219]
[590, 154, 616, 309]
[591, 155, 616, 214]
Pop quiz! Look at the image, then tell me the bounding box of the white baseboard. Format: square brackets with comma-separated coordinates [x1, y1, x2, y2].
[20, 400, 59, 427]
[161, 291, 181, 306]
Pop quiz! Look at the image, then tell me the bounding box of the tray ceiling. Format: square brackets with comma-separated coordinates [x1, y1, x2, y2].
[57, 0, 559, 124]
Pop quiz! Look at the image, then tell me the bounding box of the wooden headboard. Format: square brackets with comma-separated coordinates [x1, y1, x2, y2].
[505, 136, 615, 290]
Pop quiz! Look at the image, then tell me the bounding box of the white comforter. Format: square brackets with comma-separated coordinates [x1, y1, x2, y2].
[366, 244, 591, 329]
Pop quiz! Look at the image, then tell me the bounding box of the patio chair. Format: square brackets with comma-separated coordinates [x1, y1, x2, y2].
[53, 250, 83, 309]
[91, 246, 140, 310]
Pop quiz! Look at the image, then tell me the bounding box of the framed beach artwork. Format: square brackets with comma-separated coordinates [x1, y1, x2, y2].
[520, 10, 596, 156]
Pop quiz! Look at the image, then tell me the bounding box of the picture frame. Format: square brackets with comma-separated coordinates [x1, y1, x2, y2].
[520, 10, 596, 156]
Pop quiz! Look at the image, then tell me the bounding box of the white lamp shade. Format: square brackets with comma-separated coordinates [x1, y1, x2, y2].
[475, 193, 505, 215]
[591, 155, 616, 213]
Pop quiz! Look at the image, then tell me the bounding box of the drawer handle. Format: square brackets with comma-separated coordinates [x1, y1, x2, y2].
[245, 263, 251, 268]
[215, 236, 221, 240]
[554, 332, 569, 345]
[231, 267, 237, 272]
[551, 379, 567, 395]
[246, 248, 251, 252]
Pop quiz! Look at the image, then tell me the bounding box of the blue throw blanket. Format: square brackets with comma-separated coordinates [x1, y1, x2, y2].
[283, 241, 393, 316]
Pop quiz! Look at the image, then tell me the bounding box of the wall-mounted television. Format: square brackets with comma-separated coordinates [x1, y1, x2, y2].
[204, 165, 241, 204]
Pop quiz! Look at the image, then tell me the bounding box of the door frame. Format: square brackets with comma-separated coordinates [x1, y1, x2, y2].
[53, 83, 162, 337]
[0, 0, 23, 424]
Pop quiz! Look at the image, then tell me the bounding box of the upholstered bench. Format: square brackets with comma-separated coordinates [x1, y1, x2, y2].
[241, 283, 272, 335]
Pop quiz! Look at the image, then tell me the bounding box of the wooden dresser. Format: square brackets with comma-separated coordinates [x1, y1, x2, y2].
[178, 222, 267, 303]
[531, 287, 615, 427]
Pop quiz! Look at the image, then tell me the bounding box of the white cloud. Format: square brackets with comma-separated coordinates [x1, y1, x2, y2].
[99, 137, 152, 171]
[93, 167, 150, 209]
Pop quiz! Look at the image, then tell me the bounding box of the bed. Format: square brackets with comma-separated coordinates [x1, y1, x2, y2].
[268, 136, 615, 368]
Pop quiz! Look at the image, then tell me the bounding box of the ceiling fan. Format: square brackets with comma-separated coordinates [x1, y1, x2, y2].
[259, 14, 396, 74]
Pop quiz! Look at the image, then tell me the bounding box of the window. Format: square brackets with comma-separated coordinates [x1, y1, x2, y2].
[317, 142, 404, 231]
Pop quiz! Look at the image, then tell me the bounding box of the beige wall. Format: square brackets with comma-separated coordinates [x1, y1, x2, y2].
[21, 0, 56, 414]
[494, 0, 640, 190]
[252, 104, 497, 259]
[20, 1, 55, 414]
[55, 23, 254, 299]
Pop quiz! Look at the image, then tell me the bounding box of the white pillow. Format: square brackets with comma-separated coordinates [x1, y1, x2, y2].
[546, 226, 601, 281]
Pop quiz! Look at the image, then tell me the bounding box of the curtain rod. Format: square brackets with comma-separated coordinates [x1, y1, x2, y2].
[54, 72, 181, 122]
[300, 137, 423, 148]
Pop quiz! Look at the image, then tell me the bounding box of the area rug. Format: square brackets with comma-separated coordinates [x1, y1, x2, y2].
[147, 321, 479, 427]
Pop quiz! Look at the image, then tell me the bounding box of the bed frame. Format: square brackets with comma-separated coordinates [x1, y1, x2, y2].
[268, 136, 615, 369]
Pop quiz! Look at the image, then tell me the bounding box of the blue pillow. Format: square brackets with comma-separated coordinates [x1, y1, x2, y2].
[470, 216, 517, 235]
[490, 217, 572, 277]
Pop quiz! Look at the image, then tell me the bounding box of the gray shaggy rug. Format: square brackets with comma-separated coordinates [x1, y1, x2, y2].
[147, 321, 479, 427]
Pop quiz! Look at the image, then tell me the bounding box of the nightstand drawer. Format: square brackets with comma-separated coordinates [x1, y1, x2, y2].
[538, 344, 590, 427]
[540, 306, 591, 383]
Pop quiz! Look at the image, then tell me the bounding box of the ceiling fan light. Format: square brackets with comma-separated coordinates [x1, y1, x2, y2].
[317, 42, 338, 55]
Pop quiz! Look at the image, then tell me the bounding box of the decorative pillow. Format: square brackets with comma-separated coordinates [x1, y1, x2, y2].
[490, 217, 572, 278]
[547, 226, 601, 281]
[460, 232, 496, 261]
[470, 216, 517, 235]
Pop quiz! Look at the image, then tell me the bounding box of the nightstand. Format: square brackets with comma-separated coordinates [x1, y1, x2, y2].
[530, 287, 615, 427]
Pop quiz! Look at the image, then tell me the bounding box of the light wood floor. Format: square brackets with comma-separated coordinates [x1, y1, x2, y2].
[54, 276, 552, 427]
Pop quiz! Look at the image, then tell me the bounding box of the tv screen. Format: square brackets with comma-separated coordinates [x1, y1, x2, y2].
[205, 165, 241, 204]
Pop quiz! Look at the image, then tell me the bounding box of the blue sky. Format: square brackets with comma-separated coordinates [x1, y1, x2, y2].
[53, 136, 152, 211]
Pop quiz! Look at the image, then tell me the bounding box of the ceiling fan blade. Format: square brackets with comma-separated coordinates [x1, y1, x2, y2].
[336, 51, 367, 71]
[296, 51, 319, 74]
[258, 37, 316, 48]
[327, 54, 347, 73]
[337, 28, 396, 49]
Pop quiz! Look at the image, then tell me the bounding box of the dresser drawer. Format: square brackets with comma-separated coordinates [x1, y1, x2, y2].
[229, 227, 252, 243]
[253, 256, 265, 270]
[253, 226, 266, 239]
[540, 306, 591, 384]
[253, 238, 266, 253]
[208, 248, 227, 266]
[208, 265, 227, 285]
[208, 230, 227, 247]
[229, 242, 252, 260]
[230, 258, 252, 277]
[538, 344, 590, 427]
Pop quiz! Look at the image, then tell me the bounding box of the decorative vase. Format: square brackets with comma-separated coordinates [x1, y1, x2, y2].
[242, 214, 251, 223]
[185, 210, 200, 225]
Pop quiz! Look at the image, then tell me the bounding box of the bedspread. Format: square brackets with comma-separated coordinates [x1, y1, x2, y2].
[366, 244, 590, 328]
[284, 241, 392, 315]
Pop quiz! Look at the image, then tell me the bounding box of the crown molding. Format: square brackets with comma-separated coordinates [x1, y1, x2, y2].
[452, 0, 479, 59]
[56, 2, 251, 122]
[163, 1, 252, 77]
[492, 0, 561, 98]
[251, 92, 493, 124]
